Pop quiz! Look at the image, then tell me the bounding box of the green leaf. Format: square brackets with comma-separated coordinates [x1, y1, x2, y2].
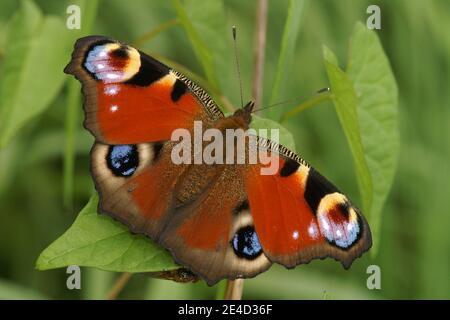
[223, 112, 297, 151]
[322, 22, 399, 255]
[171, 0, 234, 105]
[346, 22, 399, 253]
[251, 115, 297, 152]
[0, 0, 71, 148]
[268, 0, 306, 119]
[171, 0, 219, 89]
[323, 45, 373, 222]
[36, 195, 179, 272]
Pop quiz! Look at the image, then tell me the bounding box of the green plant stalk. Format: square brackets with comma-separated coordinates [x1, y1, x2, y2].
[106, 272, 132, 300]
[63, 78, 80, 209]
[269, 0, 306, 117]
[279, 90, 332, 123]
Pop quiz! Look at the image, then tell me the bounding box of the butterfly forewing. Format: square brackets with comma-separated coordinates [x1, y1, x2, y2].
[64, 36, 222, 145]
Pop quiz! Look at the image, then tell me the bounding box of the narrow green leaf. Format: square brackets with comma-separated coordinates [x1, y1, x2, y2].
[268, 0, 306, 118]
[322, 23, 399, 255]
[171, 0, 220, 91]
[132, 18, 179, 47]
[346, 22, 399, 253]
[279, 89, 332, 123]
[171, 0, 235, 107]
[36, 195, 179, 272]
[323, 45, 373, 219]
[0, 0, 71, 148]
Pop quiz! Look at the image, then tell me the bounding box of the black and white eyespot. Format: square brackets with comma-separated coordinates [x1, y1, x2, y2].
[106, 145, 139, 177]
[231, 225, 263, 260]
[316, 193, 362, 250]
[229, 203, 265, 261]
[83, 42, 141, 83]
[91, 142, 164, 183]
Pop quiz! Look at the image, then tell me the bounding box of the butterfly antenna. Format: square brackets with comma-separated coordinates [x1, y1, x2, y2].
[232, 26, 244, 108]
[251, 87, 330, 113]
[251, 99, 292, 113]
[316, 87, 330, 94]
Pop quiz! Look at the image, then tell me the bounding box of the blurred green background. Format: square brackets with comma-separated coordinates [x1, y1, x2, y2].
[0, 0, 449, 299]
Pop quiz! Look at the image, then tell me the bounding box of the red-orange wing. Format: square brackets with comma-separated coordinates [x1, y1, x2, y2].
[244, 142, 372, 268]
[64, 36, 223, 144]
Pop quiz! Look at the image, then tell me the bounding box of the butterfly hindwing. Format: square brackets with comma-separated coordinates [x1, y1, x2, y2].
[90, 141, 186, 237]
[158, 164, 271, 285]
[91, 140, 271, 285]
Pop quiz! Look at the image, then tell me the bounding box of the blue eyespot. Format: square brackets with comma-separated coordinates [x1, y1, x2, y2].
[231, 226, 262, 260]
[106, 145, 139, 177]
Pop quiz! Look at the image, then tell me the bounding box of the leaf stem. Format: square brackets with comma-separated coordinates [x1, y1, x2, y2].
[106, 272, 133, 300]
[252, 0, 268, 111]
[223, 279, 245, 300]
[279, 90, 332, 123]
[132, 18, 179, 47]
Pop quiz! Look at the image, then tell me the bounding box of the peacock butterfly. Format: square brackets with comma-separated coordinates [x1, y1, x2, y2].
[64, 36, 372, 285]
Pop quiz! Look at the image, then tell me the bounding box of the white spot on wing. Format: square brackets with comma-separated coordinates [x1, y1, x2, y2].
[104, 85, 119, 96]
[321, 218, 330, 231]
[106, 73, 120, 80]
[316, 196, 362, 249]
[308, 223, 319, 239]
